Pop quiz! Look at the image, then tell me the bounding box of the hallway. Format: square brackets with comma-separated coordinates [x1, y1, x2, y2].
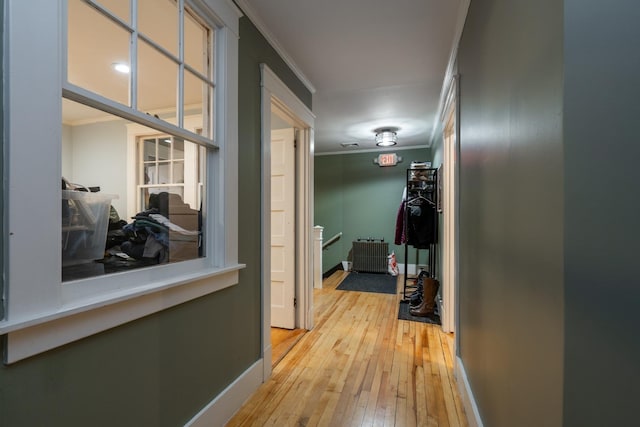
[227, 272, 468, 426]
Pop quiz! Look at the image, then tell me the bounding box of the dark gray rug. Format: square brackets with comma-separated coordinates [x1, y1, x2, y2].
[397, 300, 441, 325]
[336, 272, 397, 294]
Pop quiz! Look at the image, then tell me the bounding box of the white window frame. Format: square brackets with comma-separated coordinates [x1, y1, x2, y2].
[138, 135, 187, 199]
[136, 135, 195, 211]
[0, 0, 243, 364]
[126, 115, 205, 220]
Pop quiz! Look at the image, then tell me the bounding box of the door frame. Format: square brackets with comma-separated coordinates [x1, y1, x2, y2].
[440, 75, 459, 337]
[260, 64, 315, 380]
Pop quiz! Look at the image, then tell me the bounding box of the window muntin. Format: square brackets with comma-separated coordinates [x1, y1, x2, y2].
[139, 135, 201, 212]
[95, 0, 131, 24]
[66, 0, 214, 134]
[63, 0, 214, 281]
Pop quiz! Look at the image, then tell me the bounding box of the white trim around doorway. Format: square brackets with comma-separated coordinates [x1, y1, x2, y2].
[441, 76, 459, 335]
[260, 64, 316, 381]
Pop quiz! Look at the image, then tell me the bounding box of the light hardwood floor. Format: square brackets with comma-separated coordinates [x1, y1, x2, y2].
[227, 271, 468, 426]
[271, 327, 306, 367]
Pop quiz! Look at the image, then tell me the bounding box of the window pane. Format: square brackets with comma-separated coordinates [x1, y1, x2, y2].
[67, 0, 130, 106]
[185, 10, 208, 76]
[62, 98, 206, 282]
[173, 161, 185, 183]
[142, 188, 202, 263]
[184, 70, 210, 135]
[143, 139, 156, 161]
[138, 40, 178, 123]
[144, 164, 157, 184]
[173, 139, 185, 160]
[96, 0, 130, 24]
[157, 162, 171, 183]
[138, 0, 178, 57]
[158, 139, 171, 161]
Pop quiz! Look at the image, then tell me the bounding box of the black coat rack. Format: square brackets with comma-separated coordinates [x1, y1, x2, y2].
[401, 167, 438, 301]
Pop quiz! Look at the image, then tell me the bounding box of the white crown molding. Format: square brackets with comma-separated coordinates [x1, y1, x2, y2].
[234, 0, 317, 94]
[429, 0, 470, 144]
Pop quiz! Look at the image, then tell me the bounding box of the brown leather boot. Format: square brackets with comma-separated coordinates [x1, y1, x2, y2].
[410, 278, 440, 317]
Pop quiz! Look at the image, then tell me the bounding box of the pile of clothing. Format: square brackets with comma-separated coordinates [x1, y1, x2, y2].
[109, 192, 201, 264]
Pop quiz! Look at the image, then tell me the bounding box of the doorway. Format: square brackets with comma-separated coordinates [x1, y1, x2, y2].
[441, 76, 459, 355]
[260, 64, 315, 379]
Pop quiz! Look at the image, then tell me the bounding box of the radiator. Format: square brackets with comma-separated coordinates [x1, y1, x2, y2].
[351, 241, 389, 273]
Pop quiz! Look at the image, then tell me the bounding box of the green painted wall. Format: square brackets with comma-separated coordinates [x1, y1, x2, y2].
[0, 13, 311, 427]
[457, 0, 565, 426]
[452, 1, 640, 425]
[1, 289, 255, 426]
[315, 148, 430, 273]
[563, 1, 640, 425]
[0, 0, 3, 322]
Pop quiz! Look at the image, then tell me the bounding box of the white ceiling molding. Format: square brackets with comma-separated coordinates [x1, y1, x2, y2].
[234, 0, 317, 94]
[430, 0, 471, 144]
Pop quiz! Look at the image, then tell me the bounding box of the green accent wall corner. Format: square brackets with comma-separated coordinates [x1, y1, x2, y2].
[315, 148, 431, 273]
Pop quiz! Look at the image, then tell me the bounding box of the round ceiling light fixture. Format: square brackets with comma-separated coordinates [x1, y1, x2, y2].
[374, 128, 398, 147]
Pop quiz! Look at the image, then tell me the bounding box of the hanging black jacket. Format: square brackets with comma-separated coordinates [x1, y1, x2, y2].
[406, 198, 436, 248]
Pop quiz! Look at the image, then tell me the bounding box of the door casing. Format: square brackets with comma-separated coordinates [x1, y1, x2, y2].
[260, 64, 315, 381]
[440, 75, 459, 349]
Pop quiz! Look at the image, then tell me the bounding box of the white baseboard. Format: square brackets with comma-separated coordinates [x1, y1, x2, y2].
[455, 357, 484, 427]
[185, 359, 264, 427]
[263, 344, 273, 379]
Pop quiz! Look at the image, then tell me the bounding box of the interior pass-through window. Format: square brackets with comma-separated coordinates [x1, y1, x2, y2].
[2, 0, 240, 364]
[62, 0, 215, 281]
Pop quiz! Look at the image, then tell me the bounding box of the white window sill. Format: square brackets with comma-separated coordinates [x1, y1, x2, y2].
[1, 263, 245, 364]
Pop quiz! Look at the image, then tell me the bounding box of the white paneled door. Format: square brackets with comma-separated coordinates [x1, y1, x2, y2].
[271, 128, 296, 329]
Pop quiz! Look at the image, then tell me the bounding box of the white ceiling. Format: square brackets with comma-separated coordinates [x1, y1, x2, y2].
[238, 0, 464, 154]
